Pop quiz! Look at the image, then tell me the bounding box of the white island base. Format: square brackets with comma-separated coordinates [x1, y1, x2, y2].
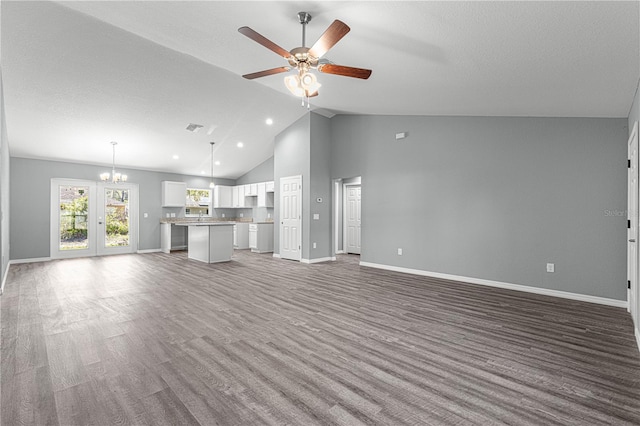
[177, 223, 234, 263]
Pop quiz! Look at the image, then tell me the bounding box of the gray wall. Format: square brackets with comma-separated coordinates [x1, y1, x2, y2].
[236, 156, 274, 185]
[274, 114, 310, 256]
[0, 69, 10, 289]
[331, 115, 628, 300]
[10, 157, 234, 259]
[309, 113, 332, 259]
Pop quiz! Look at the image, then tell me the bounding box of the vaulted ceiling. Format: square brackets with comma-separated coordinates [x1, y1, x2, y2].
[2, 1, 639, 179]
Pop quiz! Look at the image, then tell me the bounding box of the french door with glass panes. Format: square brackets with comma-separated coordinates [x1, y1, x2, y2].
[50, 179, 138, 259]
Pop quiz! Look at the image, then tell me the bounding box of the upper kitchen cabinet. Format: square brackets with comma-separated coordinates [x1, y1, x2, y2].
[162, 181, 187, 207]
[213, 185, 233, 208]
[245, 183, 258, 197]
[232, 185, 246, 208]
[265, 181, 275, 193]
[257, 182, 274, 207]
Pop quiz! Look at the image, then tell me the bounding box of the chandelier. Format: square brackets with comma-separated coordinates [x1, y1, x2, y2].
[100, 141, 127, 183]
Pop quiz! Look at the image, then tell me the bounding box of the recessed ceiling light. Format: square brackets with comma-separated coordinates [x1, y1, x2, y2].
[215, 161, 221, 166]
[265, 118, 273, 125]
[237, 142, 244, 148]
[172, 155, 179, 160]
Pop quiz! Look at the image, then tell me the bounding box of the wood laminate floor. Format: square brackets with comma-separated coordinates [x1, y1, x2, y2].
[2, 251, 640, 425]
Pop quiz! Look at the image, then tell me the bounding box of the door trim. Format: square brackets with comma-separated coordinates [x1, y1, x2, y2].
[628, 121, 639, 329]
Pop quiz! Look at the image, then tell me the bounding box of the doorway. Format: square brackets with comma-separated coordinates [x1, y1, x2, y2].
[50, 179, 138, 259]
[279, 175, 302, 261]
[628, 121, 639, 328]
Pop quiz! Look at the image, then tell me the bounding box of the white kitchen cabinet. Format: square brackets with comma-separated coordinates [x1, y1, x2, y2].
[257, 182, 274, 208]
[249, 223, 274, 253]
[213, 185, 233, 208]
[265, 181, 275, 193]
[233, 185, 246, 208]
[234, 223, 250, 249]
[161, 181, 187, 207]
[245, 183, 258, 196]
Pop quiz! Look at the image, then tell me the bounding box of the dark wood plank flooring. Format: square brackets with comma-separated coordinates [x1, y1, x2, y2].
[2, 251, 640, 425]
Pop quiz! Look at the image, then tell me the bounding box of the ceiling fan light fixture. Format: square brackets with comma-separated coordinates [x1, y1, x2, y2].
[285, 74, 304, 97]
[300, 72, 321, 92]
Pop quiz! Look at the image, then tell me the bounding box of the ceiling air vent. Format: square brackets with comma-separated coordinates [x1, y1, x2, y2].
[186, 123, 204, 133]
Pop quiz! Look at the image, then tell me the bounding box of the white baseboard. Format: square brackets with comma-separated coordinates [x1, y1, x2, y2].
[359, 261, 628, 309]
[10, 257, 52, 265]
[137, 249, 162, 254]
[336, 250, 345, 254]
[301, 257, 336, 264]
[1, 263, 9, 295]
[272, 253, 281, 258]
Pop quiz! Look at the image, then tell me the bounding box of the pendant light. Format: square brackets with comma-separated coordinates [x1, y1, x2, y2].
[100, 141, 127, 183]
[209, 142, 215, 189]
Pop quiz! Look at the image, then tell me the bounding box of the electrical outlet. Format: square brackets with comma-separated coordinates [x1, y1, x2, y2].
[313, 214, 320, 220]
[267, 213, 271, 219]
[546, 263, 555, 273]
[397, 248, 403, 255]
[222, 213, 225, 218]
[313, 242, 317, 249]
[166, 213, 170, 218]
[239, 213, 243, 218]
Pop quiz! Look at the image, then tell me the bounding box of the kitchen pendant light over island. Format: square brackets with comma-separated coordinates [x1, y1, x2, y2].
[209, 141, 215, 189]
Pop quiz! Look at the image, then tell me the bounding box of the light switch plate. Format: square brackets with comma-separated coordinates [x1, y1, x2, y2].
[170, 213, 175, 218]
[143, 213, 148, 218]
[313, 214, 319, 220]
[546, 263, 555, 273]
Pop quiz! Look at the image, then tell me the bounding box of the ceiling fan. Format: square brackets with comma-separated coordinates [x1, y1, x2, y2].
[238, 12, 372, 103]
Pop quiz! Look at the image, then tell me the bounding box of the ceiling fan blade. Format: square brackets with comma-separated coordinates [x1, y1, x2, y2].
[238, 26, 292, 59]
[318, 64, 372, 79]
[242, 67, 291, 80]
[308, 20, 350, 59]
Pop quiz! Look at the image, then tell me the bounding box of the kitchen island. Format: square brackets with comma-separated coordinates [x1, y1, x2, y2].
[175, 222, 234, 263]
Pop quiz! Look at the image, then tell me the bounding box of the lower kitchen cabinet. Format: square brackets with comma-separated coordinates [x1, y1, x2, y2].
[249, 223, 274, 253]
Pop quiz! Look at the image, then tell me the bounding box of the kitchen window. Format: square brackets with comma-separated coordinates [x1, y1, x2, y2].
[185, 188, 212, 217]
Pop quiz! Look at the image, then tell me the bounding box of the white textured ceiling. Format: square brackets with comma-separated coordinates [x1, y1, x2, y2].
[2, 1, 639, 179]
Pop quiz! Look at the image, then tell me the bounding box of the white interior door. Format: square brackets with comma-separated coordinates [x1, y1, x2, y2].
[628, 121, 639, 327]
[345, 185, 361, 254]
[51, 179, 138, 259]
[279, 175, 302, 261]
